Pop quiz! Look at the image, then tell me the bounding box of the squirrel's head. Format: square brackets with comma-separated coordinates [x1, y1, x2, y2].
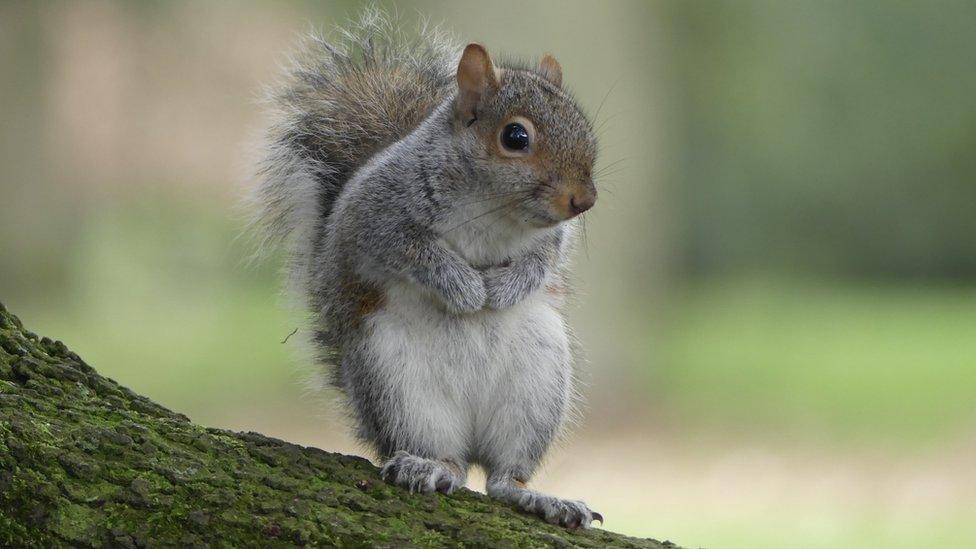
[452, 44, 597, 228]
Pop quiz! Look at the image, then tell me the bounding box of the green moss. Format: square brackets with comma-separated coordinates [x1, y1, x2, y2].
[0, 301, 674, 547]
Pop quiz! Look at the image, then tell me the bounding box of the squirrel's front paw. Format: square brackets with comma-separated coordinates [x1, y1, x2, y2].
[482, 266, 523, 310]
[441, 272, 486, 314]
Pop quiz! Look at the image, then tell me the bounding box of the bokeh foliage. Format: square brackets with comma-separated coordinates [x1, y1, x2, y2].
[670, 0, 976, 278]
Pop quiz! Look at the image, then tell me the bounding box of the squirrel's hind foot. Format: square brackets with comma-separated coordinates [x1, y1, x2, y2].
[522, 493, 601, 529]
[380, 451, 466, 494]
[488, 478, 602, 529]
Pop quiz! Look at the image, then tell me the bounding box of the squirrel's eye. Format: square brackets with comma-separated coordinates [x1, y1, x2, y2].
[501, 123, 530, 151]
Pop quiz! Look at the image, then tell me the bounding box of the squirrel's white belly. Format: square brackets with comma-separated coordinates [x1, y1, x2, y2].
[362, 280, 571, 460]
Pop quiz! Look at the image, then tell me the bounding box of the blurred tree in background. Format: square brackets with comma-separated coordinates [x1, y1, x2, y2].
[669, 0, 976, 279]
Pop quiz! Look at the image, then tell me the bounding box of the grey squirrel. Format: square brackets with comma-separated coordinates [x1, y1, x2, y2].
[252, 10, 600, 528]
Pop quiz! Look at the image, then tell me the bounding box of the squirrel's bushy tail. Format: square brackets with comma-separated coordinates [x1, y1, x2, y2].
[250, 8, 457, 266]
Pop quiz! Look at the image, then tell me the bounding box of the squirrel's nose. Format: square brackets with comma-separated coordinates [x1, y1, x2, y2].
[569, 192, 595, 215]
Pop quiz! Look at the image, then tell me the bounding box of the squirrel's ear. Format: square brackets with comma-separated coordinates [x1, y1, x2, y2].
[456, 43, 499, 125]
[539, 54, 562, 88]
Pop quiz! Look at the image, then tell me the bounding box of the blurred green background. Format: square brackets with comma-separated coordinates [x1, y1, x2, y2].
[2, 1, 974, 547]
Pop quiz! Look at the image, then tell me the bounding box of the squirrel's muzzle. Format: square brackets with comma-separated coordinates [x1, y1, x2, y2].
[569, 192, 596, 215]
[554, 180, 597, 220]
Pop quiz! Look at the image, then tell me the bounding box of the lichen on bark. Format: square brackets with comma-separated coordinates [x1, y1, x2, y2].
[0, 301, 676, 547]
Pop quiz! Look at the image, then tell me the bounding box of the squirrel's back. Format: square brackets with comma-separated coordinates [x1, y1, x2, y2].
[251, 9, 458, 263]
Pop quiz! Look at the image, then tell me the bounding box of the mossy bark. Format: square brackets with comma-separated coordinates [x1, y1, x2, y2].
[0, 301, 677, 548]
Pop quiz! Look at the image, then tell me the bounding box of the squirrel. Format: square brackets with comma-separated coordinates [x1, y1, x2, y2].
[252, 10, 600, 528]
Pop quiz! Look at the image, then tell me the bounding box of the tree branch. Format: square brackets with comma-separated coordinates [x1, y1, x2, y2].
[0, 301, 676, 547]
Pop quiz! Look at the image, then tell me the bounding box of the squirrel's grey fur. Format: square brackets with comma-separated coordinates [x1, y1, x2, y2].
[253, 8, 600, 528]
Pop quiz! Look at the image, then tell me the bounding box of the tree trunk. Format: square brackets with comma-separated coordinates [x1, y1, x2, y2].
[0, 302, 676, 548]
